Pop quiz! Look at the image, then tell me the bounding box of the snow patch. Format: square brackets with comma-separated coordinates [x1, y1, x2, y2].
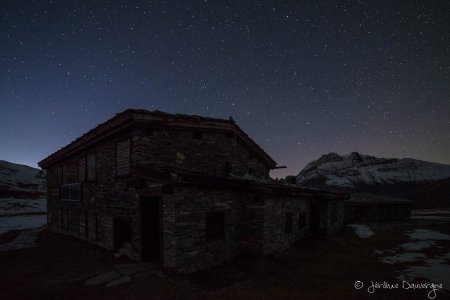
[347, 224, 374, 238]
[381, 252, 426, 264]
[0, 198, 47, 215]
[0, 215, 47, 235]
[398, 257, 450, 292]
[405, 229, 450, 241]
[377, 227, 450, 291]
[398, 241, 436, 251]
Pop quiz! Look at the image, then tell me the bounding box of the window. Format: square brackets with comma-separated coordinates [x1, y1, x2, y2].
[79, 157, 86, 182]
[225, 161, 232, 175]
[58, 209, 63, 228]
[206, 211, 225, 241]
[60, 183, 81, 201]
[330, 203, 338, 224]
[248, 167, 254, 175]
[285, 212, 293, 234]
[193, 131, 203, 140]
[57, 165, 63, 186]
[116, 139, 131, 177]
[114, 218, 132, 249]
[86, 212, 98, 241]
[84, 212, 89, 239]
[86, 153, 96, 181]
[298, 212, 307, 229]
[62, 164, 68, 184]
[394, 205, 400, 216]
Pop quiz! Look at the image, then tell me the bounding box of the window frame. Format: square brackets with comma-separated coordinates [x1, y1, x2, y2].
[285, 212, 293, 234]
[115, 138, 132, 178]
[298, 211, 307, 229]
[205, 210, 226, 241]
[60, 183, 82, 202]
[86, 152, 97, 182]
[193, 131, 203, 140]
[330, 203, 338, 224]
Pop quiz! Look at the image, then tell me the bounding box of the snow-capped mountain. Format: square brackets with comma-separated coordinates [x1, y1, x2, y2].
[0, 160, 45, 198]
[297, 152, 450, 190]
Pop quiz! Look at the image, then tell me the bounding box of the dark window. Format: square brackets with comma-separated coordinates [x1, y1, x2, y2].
[330, 203, 338, 224]
[60, 183, 81, 201]
[85, 212, 89, 239]
[87, 213, 98, 241]
[225, 133, 232, 138]
[298, 212, 307, 229]
[86, 153, 96, 181]
[225, 161, 232, 175]
[61, 209, 65, 229]
[114, 218, 133, 249]
[62, 164, 68, 184]
[206, 211, 225, 241]
[79, 157, 86, 182]
[67, 209, 79, 234]
[285, 212, 293, 234]
[57, 165, 63, 186]
[116, 139, 131, 177]
[193, 131, 203, 140]
[393, 205, 400, 216]
[248, 167, 254, 175]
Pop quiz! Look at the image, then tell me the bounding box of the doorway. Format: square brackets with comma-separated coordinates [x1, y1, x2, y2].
[140, 197, 161, 262]
[309, 203, 321, 236]
[113, 217, 132, 249]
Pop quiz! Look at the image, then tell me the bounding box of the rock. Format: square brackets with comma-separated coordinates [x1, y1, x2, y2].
[84, 270, 122, 286]
[115, 263, 151, 275]
[132, 270, 158, 278]
[105, 276, 131, 287]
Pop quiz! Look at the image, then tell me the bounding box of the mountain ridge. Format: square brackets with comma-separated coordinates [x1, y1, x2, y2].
[296, 152, 450, 208]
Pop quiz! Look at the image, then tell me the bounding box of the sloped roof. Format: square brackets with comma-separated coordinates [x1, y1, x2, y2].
[345, 193, 414, 205]
[133, 164, 349, 200]
[39, 109, 277, 168]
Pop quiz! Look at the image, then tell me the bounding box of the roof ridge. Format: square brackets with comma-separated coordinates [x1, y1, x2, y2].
[39, 109, 277, 168]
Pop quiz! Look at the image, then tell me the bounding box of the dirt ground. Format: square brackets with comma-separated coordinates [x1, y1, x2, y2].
[0, 222, 449, 300]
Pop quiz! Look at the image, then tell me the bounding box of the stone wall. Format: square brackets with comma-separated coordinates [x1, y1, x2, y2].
[161, 189, 316, 272]
[45, 132, 142, 260]
[262, 196, 310, 255]
[162, 186, 248, 272]
[324, 199, 345, 236]
[132, 128, 270, 179]
[43, 125, 273, 270]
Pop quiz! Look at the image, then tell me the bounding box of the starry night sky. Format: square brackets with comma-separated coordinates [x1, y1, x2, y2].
[1, 0, 449, 178]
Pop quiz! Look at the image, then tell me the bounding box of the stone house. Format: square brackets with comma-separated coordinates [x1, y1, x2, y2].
[39, 109, 347, 272]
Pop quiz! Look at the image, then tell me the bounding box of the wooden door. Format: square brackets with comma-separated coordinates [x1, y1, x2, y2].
[140, 197, 161, 261]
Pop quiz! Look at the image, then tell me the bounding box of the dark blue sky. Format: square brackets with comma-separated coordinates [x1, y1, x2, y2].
[1, 0, 449, 178]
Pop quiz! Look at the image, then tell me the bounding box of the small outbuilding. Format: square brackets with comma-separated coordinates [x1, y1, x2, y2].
[344, 193, 413, 223]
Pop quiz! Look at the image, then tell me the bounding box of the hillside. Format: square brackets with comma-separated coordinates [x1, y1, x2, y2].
[0, 160, 45, 198]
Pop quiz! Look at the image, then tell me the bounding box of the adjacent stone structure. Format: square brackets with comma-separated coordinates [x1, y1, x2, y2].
[39, 109, 347, 272]
[344, 193, 413, 223]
